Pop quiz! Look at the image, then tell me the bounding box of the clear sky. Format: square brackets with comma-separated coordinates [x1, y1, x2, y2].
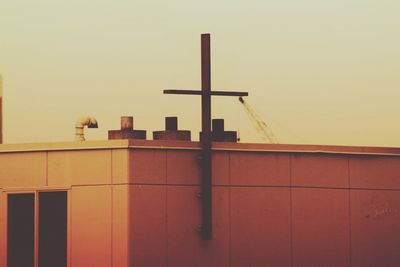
[0, 0, 399, 146]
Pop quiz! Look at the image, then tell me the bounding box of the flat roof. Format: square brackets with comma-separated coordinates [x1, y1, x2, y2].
[0, 139, 400, 156]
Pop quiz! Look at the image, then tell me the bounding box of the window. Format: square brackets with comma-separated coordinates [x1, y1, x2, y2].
[39, 192, 67, 267]
[7, 191, 67, 267]
[7, 193, 35, 267]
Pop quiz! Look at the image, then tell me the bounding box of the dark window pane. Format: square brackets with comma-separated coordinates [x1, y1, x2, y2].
[8, 193, 35, 267]
[39, 191, 67, 267]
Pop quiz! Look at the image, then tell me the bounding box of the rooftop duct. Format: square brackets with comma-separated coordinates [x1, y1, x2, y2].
[75, 116, 98, 141]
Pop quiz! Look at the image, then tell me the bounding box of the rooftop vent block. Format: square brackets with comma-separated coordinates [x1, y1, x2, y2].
[108, 116, 146, 140]
[153, 117, 191, 141]
[200, 119, 237, 142]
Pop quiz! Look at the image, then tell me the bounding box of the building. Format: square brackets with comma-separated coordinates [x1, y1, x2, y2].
[1, 120, 400, 266]
[1, 34, 399, 267]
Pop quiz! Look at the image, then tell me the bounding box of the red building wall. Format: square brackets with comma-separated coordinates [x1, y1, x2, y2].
[128, 144, 400, 267]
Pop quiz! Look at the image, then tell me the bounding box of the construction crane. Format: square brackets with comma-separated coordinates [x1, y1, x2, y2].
[239, 97, 279, 144]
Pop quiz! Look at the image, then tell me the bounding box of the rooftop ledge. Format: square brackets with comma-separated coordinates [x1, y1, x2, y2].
[0, 139, 400, 156]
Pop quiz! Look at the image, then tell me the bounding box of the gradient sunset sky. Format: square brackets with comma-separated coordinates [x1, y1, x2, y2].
[0, 0, 399, 146]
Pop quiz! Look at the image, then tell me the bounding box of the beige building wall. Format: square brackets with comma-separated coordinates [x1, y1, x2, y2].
[0, 141, 130, 267]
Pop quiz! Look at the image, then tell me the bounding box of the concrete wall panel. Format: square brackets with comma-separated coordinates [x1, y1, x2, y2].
[166, 186, 230, 267]
[292, 188, 350, 267]
[0, 152, 46, 187]
[351, 190, 400, 267]
[204, 186, 230, 267]
[112, 149, 128, 184]
[212, 152, 230, 185]
[292, 154, 349, 188]
[167, 151, 201, 185]
[129, 150, 166, 184]
[230, 152, 290, 186]
[350, 156, 400, 189]
[130, 185, 167, 267]
[71, 186, 111, 267]
[112, 185, 129, 267]
[166, 186, 201, 267]
[230, 187, 291, 267]
[48, 150, 112, 186]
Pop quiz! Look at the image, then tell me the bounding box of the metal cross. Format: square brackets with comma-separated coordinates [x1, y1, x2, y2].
[164, 33, 248, 240]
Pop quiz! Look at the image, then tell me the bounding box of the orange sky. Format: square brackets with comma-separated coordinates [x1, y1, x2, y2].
[0, 0, 399, 146]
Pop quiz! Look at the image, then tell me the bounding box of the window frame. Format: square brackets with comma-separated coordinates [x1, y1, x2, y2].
[1, 187, 70, 267]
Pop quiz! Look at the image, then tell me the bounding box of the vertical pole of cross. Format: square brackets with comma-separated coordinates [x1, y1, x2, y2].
[201, 33, 212, 240]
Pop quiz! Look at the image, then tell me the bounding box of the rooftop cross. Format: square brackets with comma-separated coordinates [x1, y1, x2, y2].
[163, 34, 248, 240]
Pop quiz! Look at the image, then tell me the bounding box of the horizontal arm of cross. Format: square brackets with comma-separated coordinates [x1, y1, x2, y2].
[164, 89, 248, 97]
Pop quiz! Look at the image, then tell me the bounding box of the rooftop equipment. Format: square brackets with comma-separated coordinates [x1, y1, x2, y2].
[74, 116, 98, 141]
[199, 119, 238, 142]
[108, 116, 146, 140]
[153, 117, 191, 141]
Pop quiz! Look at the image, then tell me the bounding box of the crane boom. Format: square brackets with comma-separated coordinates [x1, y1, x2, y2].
[239, 97, 279, 144]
